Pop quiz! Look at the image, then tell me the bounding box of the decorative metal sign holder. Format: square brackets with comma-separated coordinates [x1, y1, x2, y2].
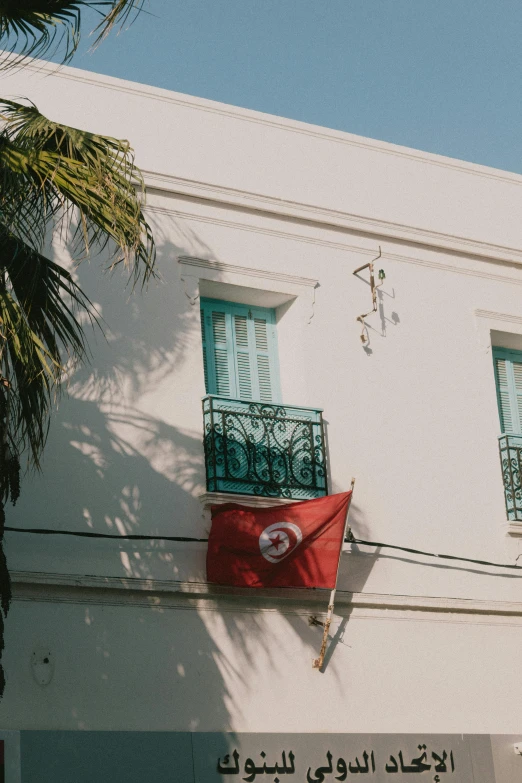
[353, 248, 385, 344]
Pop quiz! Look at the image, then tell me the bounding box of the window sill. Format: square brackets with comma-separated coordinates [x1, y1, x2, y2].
[506, 521, 522, 537]
[199, 492, 299, 510]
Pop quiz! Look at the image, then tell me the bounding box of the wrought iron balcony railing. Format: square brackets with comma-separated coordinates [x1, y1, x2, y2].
[499, 434, 522, 521]
[203, 395, 327, 499]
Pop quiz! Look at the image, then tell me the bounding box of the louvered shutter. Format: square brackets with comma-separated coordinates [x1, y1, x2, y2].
[200, 308, 209, 393]
[200, 299, 281, 402]
[232, 314, 253, 399]
[514, 360, 522, 431]
[200, 304, 236, 397]
[493, 348, 522, 434]
[211, 311, 234, 396]
[252, 315, 276, 402]
[494, 356, 514, 433]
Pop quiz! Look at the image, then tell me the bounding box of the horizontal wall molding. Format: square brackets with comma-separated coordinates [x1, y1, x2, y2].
[150, 203, 522, 288]
[178, 256, 318, 321]
[475, 309, 522, 326]
[17, 57, 522, 189]
[145, 173, 522, 268]
[11, 570, 522, 623]
[474, 308, 522, 358]
[178, 256, 318, 290]
[14, 57, 522, 267]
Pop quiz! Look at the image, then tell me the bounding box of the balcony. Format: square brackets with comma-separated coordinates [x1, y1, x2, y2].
[202, 395, 327, 500]
[499, 434, 522, 521]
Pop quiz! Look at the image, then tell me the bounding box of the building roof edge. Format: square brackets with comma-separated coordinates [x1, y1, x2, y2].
[9, 53, 522, 189]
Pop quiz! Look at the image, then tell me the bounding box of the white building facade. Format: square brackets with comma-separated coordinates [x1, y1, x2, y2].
[0, 59, 521, 781]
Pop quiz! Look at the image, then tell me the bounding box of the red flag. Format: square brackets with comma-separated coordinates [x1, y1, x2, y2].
[206, 491, 352, 589]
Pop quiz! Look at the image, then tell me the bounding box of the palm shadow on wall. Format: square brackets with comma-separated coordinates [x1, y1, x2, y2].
[4, 217, 378, 731]
[10, 224, 211, 546]
[4, 228, 245, 730]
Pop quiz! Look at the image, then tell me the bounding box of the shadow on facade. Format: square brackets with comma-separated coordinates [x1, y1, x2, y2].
[3, 227, 378, 732]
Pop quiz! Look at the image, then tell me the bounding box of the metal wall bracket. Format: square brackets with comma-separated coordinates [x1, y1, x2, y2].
[353, 247, 385, 344]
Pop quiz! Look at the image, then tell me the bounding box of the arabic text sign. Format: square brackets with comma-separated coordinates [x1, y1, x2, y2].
[217, 745, 453, 781]
[192, 735, 483, 783]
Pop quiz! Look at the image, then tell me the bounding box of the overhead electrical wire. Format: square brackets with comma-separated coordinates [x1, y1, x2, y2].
[5, 525, 522, 573]
[347, 535, 522, 571]
[5, 526, 208, 542]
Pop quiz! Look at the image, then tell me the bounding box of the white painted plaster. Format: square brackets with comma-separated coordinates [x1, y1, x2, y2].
[0, 58, 521, 736]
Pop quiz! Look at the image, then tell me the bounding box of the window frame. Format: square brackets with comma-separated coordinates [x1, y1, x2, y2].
[200, 297, 282, 404]
[492, 346, 522, 434]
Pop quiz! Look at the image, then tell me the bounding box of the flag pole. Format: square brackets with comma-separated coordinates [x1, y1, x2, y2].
[312, 477, 356, 671]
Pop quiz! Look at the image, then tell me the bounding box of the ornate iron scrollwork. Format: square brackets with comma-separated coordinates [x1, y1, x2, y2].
[499, 434, 522, 520]
[203, 396, 327, 499]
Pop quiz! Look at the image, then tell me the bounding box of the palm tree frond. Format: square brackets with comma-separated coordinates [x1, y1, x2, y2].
[90, 0, 145, 48]
[0, 99, 156, 286]
[0, 1, 83, 66]
[0, 1, 145, 68]
[0, 0, 153, 701]
[0, 227, 97, 466]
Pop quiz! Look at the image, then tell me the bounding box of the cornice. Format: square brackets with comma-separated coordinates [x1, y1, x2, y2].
[145, 174, 522, 267]
[12, 56, 522, 267]
[11, 570, 522, 623]
[178, 256, 318, 289]
[178, 257, 317, 322]
[475, 309, 522, 325]
[13, 57, 522, 189]
[156, 205, 522, 288]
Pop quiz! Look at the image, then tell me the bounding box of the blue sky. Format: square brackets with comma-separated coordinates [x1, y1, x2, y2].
[51, 1, 522, 173]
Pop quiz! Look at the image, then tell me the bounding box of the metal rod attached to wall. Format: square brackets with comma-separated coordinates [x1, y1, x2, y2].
[353, 247, 385, 344]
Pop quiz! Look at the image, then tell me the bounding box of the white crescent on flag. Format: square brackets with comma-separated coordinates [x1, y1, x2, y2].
[258, 521, 303, 563]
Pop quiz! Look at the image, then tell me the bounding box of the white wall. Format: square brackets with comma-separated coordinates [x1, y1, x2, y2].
[3, 598, 522, 734]
[1, 59, 522, 736]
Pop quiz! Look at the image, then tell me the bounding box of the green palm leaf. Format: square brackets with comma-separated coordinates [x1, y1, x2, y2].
[0, 0, 154, 696]
[0, 1, 144, 65]
[0, 227, 95, 466]
[91, 0, 145, 48]
[0, 228, 95, 673]
[0, 99, 156, 286]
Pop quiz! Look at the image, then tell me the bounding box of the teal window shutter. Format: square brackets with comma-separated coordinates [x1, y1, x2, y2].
[200, 298, 281, 402]
[232, 313, 253, 399]
[200, 307, 209, 393]
[493, 347, 522, 434]
[200, 304, 236, 397]
[252, 316, 275, 402]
